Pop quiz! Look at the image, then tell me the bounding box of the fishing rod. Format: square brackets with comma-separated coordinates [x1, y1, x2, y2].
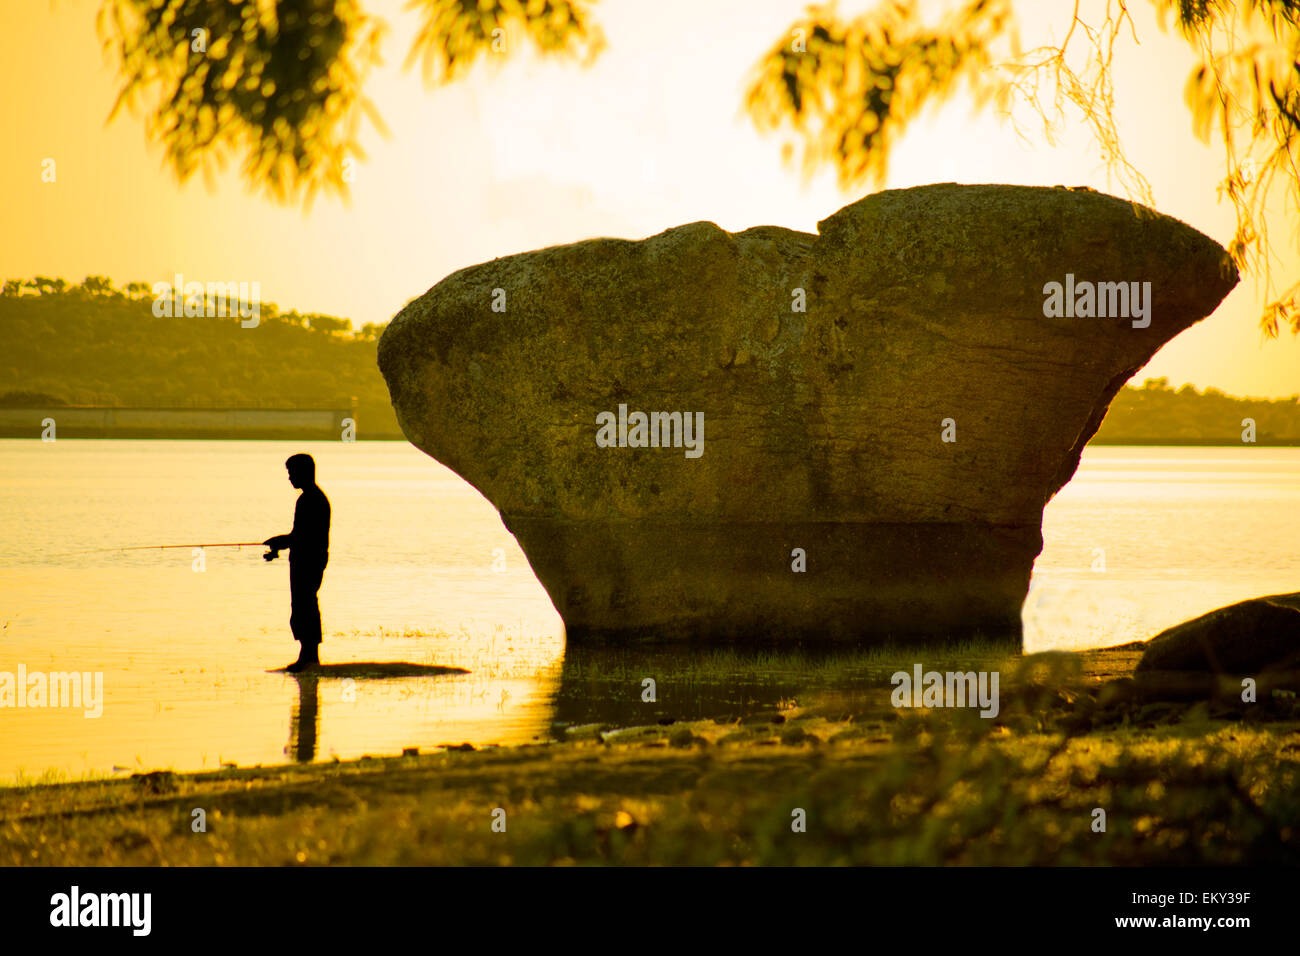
[51, 542, 270, 557]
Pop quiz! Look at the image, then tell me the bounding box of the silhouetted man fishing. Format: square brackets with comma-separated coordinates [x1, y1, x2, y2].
[264, 453, 330, 672]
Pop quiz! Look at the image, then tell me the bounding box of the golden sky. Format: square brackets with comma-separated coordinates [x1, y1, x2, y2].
[3, 0, 1298, 397]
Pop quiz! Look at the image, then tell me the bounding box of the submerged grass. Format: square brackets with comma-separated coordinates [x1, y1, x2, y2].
[2, 644, 1297, 865]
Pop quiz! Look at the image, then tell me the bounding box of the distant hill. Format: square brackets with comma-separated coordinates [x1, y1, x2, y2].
[2, 277, 1297, 444]
[0, 276, 404, 438]
[1093, 377, 1300, 444]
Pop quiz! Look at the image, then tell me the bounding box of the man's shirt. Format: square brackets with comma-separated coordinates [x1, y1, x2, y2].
[289, 485, 330, 563]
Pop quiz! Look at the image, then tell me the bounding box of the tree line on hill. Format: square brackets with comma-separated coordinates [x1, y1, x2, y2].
[1092, 378, 1300, 444]
[1, 275, 403, 436]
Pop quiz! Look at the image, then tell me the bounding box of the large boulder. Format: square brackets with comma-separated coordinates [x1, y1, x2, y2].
[1136, 593, 1300, 673]
[379, 184, 1238, 644]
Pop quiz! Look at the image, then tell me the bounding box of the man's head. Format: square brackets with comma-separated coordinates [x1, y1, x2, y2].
[285, 453, 315, 489]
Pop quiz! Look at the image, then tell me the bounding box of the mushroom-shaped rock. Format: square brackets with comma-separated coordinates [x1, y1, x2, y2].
[379, 183, 1238, 645]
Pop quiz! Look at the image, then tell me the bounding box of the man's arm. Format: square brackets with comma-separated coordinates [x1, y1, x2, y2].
[262, 532, 292, 561]
[264, 501, 297, 557]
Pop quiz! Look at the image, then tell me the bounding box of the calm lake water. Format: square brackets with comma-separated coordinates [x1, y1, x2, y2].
[1, 440, 1298, 783]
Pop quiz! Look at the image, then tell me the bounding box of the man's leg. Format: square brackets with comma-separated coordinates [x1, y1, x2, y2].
[289, 562, 324, 665]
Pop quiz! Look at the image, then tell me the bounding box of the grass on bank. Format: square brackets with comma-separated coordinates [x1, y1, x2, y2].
[1, 645, 1297, 866]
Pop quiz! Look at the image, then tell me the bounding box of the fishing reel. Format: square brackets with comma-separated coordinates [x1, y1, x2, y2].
[263, 549, 281, 562]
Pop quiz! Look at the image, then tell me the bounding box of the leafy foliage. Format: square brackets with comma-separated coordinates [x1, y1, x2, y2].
[99, 0, 387, 204]
[97, 0, 603, 203]
[405, 0, 605, 85]
[1166, 0, 1300, 335]
[746, 0, 1014, 186]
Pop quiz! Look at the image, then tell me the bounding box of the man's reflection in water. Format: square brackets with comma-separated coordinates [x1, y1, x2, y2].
[288, 672, 319, 763]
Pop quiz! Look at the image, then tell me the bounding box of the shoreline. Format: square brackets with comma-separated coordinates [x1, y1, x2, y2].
[4, 644, 1297, 865]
